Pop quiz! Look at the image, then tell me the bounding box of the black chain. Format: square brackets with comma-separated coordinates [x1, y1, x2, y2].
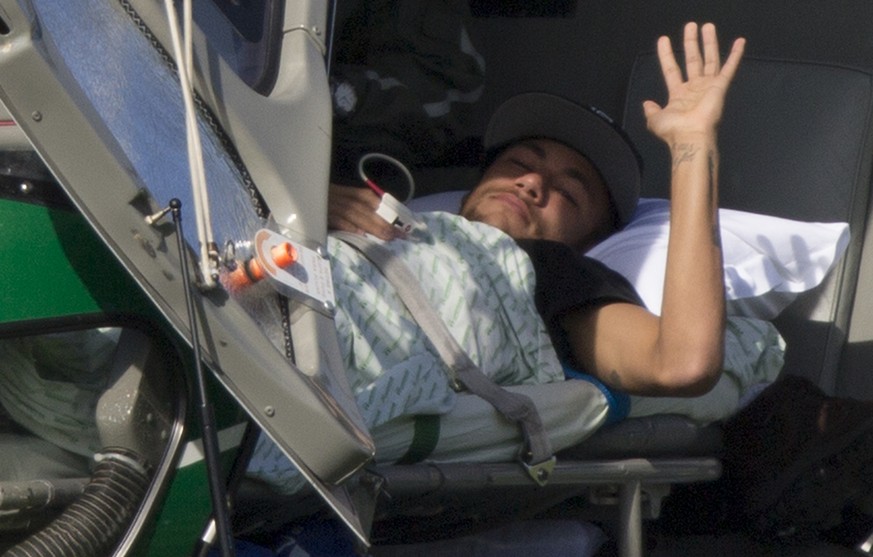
[117, 0, 269, 219]
[117, 0, 295, 359]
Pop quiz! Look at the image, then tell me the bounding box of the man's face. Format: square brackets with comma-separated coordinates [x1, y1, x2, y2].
[460, 138, 613, 251]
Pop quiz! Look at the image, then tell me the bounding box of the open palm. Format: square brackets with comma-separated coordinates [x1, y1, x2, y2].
[644, 22, 745, 145]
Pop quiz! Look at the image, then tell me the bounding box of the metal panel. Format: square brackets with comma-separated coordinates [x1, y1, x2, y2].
[0, 0, 375, 545]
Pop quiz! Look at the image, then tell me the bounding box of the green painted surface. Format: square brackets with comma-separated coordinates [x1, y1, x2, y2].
[0, 198, 150, 322]
[141, 463, 215, 557]
[137, 438, 248, 556]
[0, 196, 251, 556]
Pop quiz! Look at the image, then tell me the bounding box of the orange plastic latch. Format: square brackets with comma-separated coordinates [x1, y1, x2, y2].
[227, 242, 297, 289]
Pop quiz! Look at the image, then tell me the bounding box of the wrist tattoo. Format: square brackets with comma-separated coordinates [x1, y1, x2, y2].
[671, 143, 700, 170]
[707, 149, 716, 202]
[708, 150, 722, 247]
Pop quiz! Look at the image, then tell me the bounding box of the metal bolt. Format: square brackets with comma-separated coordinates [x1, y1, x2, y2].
[264, 406, 275, 417]
[222, 241, 236, 268]
[31, 111, 42, 122]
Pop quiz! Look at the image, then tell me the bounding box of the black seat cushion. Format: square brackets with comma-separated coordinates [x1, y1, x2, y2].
[558, 414, 724, 460]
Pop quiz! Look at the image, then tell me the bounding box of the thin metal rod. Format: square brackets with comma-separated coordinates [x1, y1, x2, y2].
[325, 0, 338, 75]
[618, 480, 643, 557]
[170, 198, 235, 557]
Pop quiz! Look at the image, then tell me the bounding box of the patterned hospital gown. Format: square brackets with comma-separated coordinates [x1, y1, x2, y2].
[328, 212, 564, 429]
[247, 212, 565, 491]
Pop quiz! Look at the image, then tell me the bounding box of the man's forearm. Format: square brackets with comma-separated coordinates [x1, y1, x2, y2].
[658, 133, 726, 389]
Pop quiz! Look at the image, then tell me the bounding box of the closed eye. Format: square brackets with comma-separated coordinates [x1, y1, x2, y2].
[554, 186, 580, 206]
[509, 157, 533, 172]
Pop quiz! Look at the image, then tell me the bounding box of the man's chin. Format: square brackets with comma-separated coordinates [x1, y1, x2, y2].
[474, 217, 526, 240]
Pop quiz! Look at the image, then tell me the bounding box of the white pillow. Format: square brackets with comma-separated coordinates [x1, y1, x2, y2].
[587, 198, 849, 318]
[408, 192, 850, 320]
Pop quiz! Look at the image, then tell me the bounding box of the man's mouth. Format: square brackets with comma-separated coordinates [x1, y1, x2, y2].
[493, 192, 529, 221]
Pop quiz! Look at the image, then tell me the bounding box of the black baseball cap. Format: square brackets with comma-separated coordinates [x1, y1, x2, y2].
[484, 92, 642, 226]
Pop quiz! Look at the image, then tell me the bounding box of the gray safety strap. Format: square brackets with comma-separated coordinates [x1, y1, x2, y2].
[333, 231, 555, 484]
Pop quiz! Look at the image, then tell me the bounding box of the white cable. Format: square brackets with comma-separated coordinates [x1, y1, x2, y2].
[357, 152, 416, 202]
[162, 0, 216, 288]
[356, 153, 423, 233]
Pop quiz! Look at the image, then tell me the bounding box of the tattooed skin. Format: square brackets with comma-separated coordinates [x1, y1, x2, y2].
[671, 143, 722, 248]
[671, 142, 700, 171]
[708, 149, 722, 247]
[609, 369, 624, 390]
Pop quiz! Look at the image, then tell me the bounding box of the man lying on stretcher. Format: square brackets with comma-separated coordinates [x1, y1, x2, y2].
[248, 22, 761, 494]
[327, 22, 743, 409]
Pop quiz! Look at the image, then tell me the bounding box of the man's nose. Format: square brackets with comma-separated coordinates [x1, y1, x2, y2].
[516, 172, 546, 203]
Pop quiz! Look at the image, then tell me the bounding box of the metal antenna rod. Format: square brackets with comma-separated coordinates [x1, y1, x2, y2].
[170, 198, 235, 557]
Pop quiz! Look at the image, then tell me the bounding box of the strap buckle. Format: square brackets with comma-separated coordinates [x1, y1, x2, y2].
[447, 364, 466, 392]
[521, 453, 556, 486]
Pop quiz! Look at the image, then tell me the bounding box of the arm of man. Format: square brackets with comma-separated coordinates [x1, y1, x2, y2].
[563, 22, 745, 397]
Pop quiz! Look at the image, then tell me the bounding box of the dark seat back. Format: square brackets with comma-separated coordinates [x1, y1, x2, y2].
[621, 54, 873, 393]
